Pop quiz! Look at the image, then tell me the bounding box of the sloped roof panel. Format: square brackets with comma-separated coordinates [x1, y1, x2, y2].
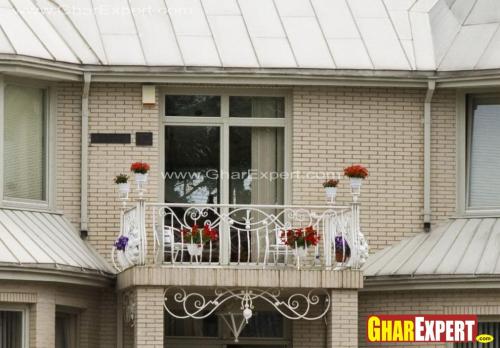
[363, 218, 500, 277]
[130, 0, 183, 66]
[0, 0, 500, 71]
[0, 209, 113, 274]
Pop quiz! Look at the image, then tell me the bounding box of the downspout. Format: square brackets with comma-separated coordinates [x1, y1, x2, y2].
[423, 80, 435, 233]
[81, 73, 91, 239]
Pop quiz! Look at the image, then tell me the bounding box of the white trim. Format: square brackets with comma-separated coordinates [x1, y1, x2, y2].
[0, 304, 30, 348]
[1, 77, 56, 210]
[159, 87, 292, 206]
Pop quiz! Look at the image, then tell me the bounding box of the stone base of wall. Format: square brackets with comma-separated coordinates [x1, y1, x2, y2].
[0, 281, 115, 348]
[359, 289, 500, 348]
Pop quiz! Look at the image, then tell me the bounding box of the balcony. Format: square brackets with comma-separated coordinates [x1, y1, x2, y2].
[112, 200, 369, 272]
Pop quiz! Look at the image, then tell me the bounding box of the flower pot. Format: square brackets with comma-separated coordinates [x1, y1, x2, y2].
[187, 244, 203, 256]
[349, 177, 363, 190]
[135, 173, 148, 184]
[335, 250, 349, 263]
[324, 187, 337, 202]
[117, 182, 130, 195]
[293, 246, 307, 258]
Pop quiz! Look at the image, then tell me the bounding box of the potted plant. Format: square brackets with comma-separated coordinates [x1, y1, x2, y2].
[114, 174, 130, 194]
[114, 235, 129, 251]
[344, 164, 368, 192]
[334, 236, 351, 263]
[130, 162, 150, 185]
[280, 226, 320, 258]
[182, 223, 219, 256]
[323, 179, 339, 203]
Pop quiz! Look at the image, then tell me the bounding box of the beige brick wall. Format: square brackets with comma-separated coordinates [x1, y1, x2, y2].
[292, 87, 456, 252]
[134, 287, 164, 348]
[0, 281, 115, 348]
[55, 83, 457, 256]
[56, 82, 83, 226]
[359, 289, 500, 347]
[87, 83, 160, 259]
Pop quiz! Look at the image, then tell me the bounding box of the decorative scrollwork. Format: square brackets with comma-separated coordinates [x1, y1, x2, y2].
[164, 287, 330, 323]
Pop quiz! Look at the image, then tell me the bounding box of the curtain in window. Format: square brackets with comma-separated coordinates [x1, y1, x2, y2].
[468, 98, 500, 208]
[4, 85, 46, 201]
[0, 311, 22, 348]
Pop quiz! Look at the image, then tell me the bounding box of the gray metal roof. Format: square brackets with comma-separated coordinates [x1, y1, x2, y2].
[0, 208, 113, 275]
[0, 0, 499, 71]
[363, 218, 500, 277]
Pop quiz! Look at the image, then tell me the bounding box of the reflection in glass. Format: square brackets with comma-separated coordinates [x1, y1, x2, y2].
[165, 313, 218, 337]
[230, 96, 285, 118]
[229, 127, 284, 205]
[166, 95, 220, 117]
[239, 312, 284, 338]
[468, 96, 500, 208]
[164, 126, 220, 204]
[0, 311, 23, 348]
[4, 85, 46, 201]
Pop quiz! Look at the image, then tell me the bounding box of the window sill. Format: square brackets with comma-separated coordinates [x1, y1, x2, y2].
[1, 199, 53, 213]
[455, 209, 500, 219]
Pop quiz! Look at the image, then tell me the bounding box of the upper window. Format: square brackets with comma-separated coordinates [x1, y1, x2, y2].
[164, 92, 287, 206]
[467, 95, 500, 210]
[3, 84, 47, 203]
[165, 95, 220, 117]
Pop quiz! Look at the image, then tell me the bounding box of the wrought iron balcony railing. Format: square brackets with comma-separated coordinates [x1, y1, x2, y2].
[112, 200, 368, 272]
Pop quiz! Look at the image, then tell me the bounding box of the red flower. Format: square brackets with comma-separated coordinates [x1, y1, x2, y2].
[344, 164, 368, 179]
[130, 162, 150, 174]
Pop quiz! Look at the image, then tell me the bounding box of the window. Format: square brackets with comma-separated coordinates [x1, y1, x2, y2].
[163, 91, 288, 206]
[454, 321, 500, 348]
[0, 309, 26, 348]
[2, 82, 49, 205]
[55, 309, 78, 348]
[466, 95, 500, 210]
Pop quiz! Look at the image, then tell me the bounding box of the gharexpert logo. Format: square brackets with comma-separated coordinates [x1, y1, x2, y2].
[366, 315, 479, 343]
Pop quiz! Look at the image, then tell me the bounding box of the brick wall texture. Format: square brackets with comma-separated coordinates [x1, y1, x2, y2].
[292, 87, 456, 252]
[359, 289, 500, 347]
[55, 84, 457, 257]
[0, 281, 115, 348]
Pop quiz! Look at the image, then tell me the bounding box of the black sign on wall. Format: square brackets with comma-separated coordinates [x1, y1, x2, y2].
[90, 133, 131, 144]
[136, 132, 153, 146]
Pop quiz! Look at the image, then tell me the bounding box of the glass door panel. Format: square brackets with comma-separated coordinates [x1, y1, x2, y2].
[165, 126, 220, 204]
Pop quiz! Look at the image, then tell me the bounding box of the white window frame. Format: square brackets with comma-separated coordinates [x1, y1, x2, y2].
[0, 304, 30, 348]
[457, 89, 500, 217]
[159, 87, 292, 206]
[0, 75, 56, 211]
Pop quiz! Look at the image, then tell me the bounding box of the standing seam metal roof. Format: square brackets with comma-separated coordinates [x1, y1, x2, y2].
[363, 218, 500, 277]
[0, 208, 114, 274]
[0, 0, 500, 71]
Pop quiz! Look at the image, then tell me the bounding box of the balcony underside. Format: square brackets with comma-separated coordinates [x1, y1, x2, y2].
[116, 265, 363, 291]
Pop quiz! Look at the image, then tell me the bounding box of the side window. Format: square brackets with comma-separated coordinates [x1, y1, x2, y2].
[0, 309, 26, 348]
[55, 309, 78, 348]
[3, 84, 48, 204]
[467, 95, 500, 210]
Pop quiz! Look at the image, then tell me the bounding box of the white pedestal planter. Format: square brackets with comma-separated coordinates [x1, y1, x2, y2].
[118, 182, 130, 195]
[187, 244, 203, 256]
[324, 187, 337, 203]
[135, 173, 148, 184]
[293, 247, 307, 258]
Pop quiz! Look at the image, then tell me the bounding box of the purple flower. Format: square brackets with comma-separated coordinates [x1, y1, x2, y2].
[334, 236, 351, 255]
[114, 236, 129, 251]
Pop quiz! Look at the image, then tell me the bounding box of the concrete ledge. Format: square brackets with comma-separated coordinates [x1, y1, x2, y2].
[116, 266, 363, 290]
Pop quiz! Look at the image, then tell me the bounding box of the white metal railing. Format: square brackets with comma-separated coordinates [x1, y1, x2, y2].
[112, 201, 369, 271]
